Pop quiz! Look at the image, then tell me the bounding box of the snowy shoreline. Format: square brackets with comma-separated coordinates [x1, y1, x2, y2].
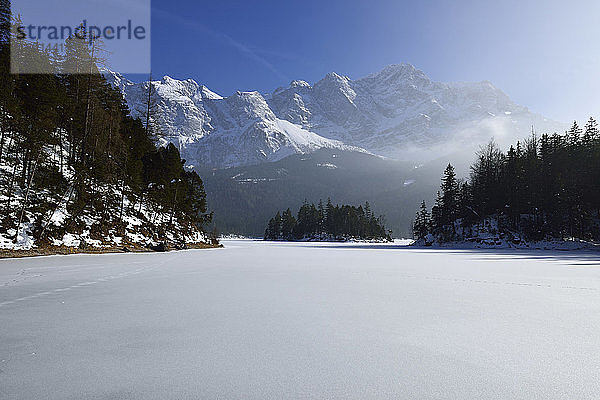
[263, 238, 393, 243]
[412, 238, 600, 251]
[0, 242, 222, 260]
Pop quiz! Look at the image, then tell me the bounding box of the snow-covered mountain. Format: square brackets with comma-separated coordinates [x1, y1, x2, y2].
[104, 71, 364, 169]
[105, 64, 565, 168]
[267, 64, 565, 158]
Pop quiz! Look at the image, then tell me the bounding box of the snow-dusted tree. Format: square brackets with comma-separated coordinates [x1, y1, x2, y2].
[412, 200, 430, 240]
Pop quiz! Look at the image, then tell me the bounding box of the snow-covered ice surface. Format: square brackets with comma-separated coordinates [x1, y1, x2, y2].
[2, 240, 600, 399]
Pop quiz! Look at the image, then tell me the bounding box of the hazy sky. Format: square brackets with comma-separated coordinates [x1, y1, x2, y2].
[149, 0, 600, 123]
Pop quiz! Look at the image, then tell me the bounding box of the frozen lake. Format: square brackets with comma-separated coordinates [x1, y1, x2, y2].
[2, 240, 600, 399]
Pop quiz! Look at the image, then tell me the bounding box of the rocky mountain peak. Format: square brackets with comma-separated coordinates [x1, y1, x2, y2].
[105, 64, 565, 169]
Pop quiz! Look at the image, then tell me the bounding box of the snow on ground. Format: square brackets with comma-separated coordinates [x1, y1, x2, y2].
[1, 240, 600, 399]
[0, 130, 208, 250]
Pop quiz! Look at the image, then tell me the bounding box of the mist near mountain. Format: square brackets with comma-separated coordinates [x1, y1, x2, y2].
[200, 149, 463, 237]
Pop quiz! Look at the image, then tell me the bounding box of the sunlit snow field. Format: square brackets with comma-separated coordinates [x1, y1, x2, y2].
[2, 240, 600, 399]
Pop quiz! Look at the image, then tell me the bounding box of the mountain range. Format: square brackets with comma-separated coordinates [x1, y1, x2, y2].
[105, 64, 566, 169]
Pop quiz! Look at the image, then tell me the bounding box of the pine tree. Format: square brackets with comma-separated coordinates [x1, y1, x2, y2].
[280, 208, 296, 240]
[317, 199, 325, 233]
[584, 117, 598, 143]
[325, 197, 334, 233]
[264, 216, 279, 240]
[440, 164, 459, 225]
[566, 121, 582, 145]
[412, 200, 430, 240]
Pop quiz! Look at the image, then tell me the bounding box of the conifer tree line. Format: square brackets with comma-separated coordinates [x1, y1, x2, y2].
[264, 199, 392, 241]
[0, 1, 212, 245]
[413, 120, 600, 243]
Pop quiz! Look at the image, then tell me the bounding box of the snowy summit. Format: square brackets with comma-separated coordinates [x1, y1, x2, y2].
[105, 64, 565, 169]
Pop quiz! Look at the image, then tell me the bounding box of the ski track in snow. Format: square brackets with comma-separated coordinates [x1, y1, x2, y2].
[0, 253, 184, 306]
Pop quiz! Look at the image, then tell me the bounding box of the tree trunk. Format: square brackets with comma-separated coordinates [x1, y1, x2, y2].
[0, 123, 5, 166]
[14, 148, 42, 242]
[20, 148, 29, 187]
[145, 73, 153, 138]
[5, 156, 17, 211]
[40, 183, 74, 239]
[119, 178, 126, 232]
[58, 128, 63, 176]
[139, 191, 145, 215]
[170, 184, 179, 227]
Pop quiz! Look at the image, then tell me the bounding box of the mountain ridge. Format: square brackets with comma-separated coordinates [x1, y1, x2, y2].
[267, 63, 563, 158]
[105, 64, 566, 169]
[104, 69, 367, 169]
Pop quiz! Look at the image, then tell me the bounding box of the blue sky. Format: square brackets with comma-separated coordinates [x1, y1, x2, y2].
[147, 0, 600, 123]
